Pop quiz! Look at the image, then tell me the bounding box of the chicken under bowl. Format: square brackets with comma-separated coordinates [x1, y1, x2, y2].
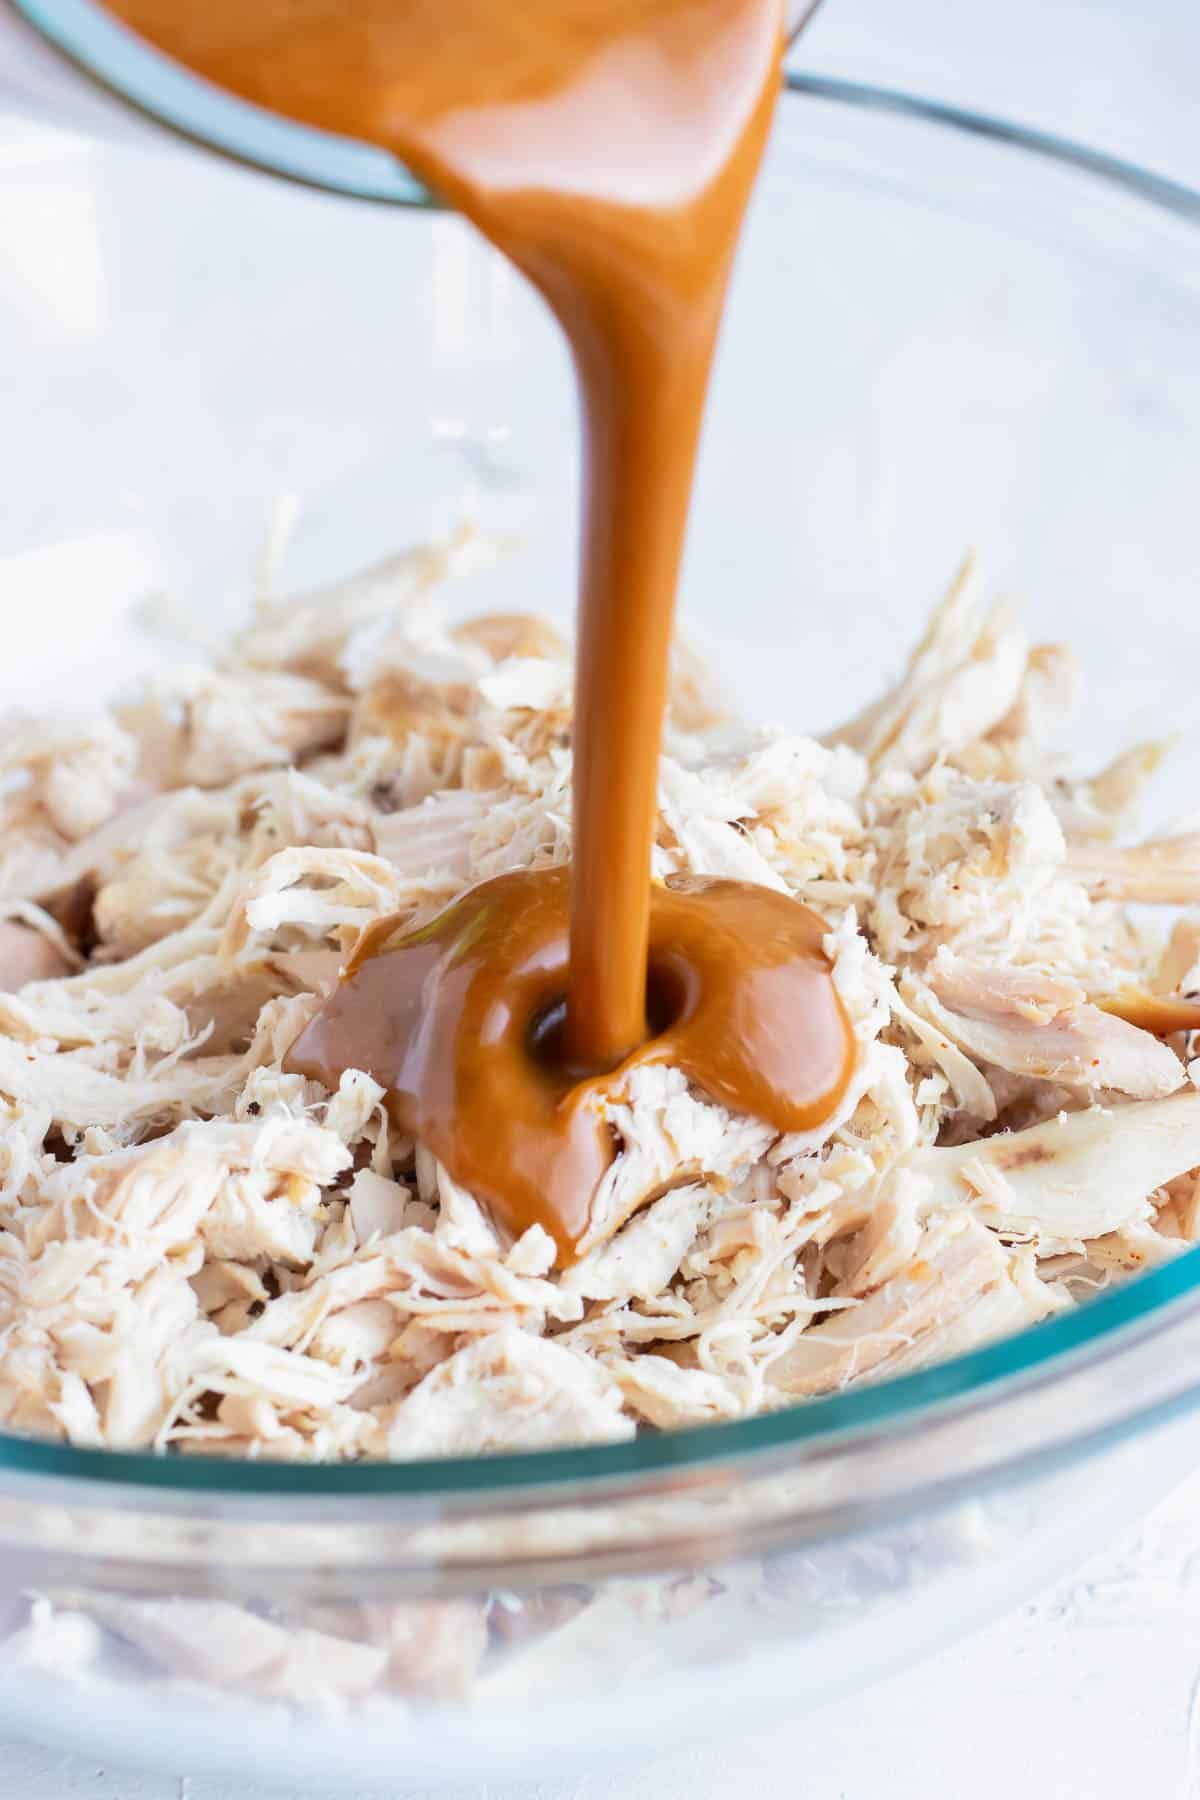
[0, 51, 1199, 1790]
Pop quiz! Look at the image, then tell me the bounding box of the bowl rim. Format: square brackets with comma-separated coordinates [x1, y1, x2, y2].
[4, 13, 1200, 1500]
[11, 0, 1200, 223]
[1, 1246, 1199, 1499]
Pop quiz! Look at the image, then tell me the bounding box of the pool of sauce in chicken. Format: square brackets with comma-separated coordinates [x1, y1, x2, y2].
[106, 0, 856, 1257]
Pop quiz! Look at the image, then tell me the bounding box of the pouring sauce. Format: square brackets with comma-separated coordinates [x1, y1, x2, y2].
[288, 867, 851, 1255]
[106, 0, 855, 1255]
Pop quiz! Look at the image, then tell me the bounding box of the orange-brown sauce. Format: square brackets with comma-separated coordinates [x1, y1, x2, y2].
[1096, 990, 1200, 1036]
[106, 0, 856, 1255]
[288, 867, 853, 1257]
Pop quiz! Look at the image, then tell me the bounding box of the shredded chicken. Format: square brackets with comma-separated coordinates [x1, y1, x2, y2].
[0, 543, 1196, 1478]
[914, 954, 1186, 1099]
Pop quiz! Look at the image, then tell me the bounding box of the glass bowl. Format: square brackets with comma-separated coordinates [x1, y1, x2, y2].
[3, 30, 1200, 1788]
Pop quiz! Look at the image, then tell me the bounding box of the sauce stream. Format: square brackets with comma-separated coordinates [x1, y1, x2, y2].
[106, 0, 856, 1255]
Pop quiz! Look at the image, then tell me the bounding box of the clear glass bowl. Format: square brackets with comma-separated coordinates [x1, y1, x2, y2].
[3, 29, 1200, 1788]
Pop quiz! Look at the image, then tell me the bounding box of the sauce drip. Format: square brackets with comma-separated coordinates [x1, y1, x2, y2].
[106, 0, 857, 1254]
[1095, 991, 1200, 1036]
[288, 867, 853, 1257]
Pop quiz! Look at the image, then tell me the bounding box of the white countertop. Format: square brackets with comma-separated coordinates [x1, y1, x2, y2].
[1, 0, 1199, 1795]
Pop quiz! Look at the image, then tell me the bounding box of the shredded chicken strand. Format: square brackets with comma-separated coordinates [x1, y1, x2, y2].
[0, 548, 1194, 1469]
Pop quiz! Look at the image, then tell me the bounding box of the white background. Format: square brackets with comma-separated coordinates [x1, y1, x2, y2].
[2, 0, 1200, 1795]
